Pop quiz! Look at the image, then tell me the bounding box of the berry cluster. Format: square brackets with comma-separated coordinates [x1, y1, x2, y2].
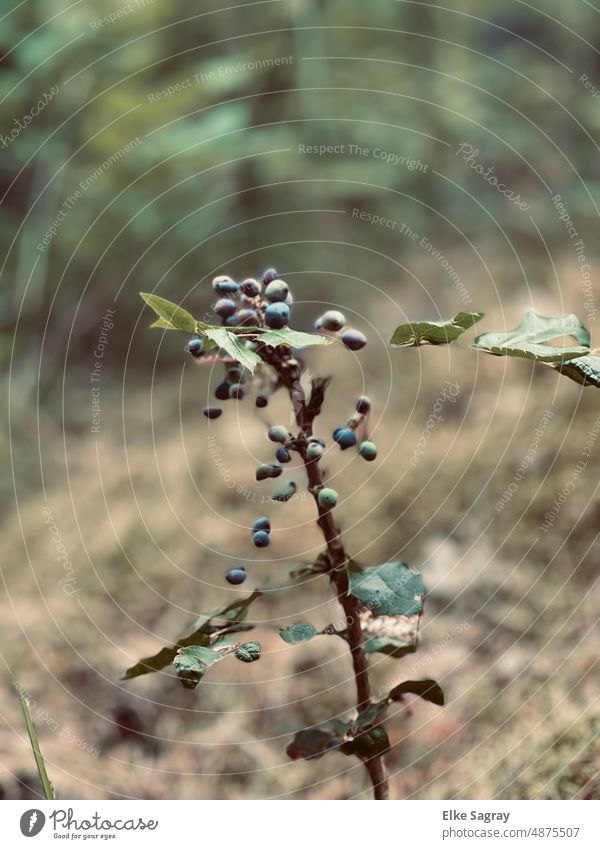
[314, 309, 367, 351]
[332, 397, 377, 460]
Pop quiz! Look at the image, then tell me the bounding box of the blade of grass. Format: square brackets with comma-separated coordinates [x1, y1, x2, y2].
[18, 690, 55, 800]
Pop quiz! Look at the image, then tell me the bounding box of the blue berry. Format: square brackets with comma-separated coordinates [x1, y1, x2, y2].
[225, 315, 239, 327]
[342, 328, 367, 351]
[229, 383, 245, 400]
[256, 464, 283, 481]
[202, 407, 222, 419]
[187, 337, 204, 357]
[264, 279, 289, 302]
[252, 530, 270, 548]
[214, 298, 237, 319]
[215, 381, 231, 401]
[236, 309, 258, 326]
[226, 567, 247, 585]
[356, 396, 371, 414]
[252, 517, 271, 533]
[359, 441, 377, 461]
[333, 427, 357, 450]
[256, 395, 269, 408]
[318, 488, 338, 508]
[262, 268, 278, 285]
[240, 278, 262, 297]
[276, 446, 291, 463]
[320, 310, 346, 331]
[268, 425, 289, 444]
[265, 302, 289, 329]
[213, 275, 238, 296]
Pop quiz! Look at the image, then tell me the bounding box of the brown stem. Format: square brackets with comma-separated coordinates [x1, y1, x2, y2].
[259, 344, 389, 799]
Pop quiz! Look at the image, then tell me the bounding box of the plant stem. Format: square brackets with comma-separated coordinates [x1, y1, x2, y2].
[259, 345, 389, 799]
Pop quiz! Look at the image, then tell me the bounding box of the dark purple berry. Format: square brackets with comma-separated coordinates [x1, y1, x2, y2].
[265, 302, 289, 329]
[276, 446, 291, 463]
[236, 309, 258, 326]
[226, 567, 246, 585]
[356, 396, 371, 414]
[214, 298, 237, 319]
[262, 268, 278, 285]
[215, 381, 231, 401]
[252, 530, 270, 548]
[342, 329, 367, 351]
[240, 278, 262, 297]
[203, 407, 222, 419]
[256, 395, 269, 408]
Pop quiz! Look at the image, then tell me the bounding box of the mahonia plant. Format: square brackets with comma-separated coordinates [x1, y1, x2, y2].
[126, 270, 599, 800]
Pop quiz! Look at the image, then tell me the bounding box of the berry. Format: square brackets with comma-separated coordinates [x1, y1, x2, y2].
[265, 302, 289, 329]
[359, 441, 377, 461]
[306, 443, 324, 460]
[262, 268, 278, 285]
[226, 567, 247, 585]
[252, 517, 271, 533]
[215, 381, 231, 401]
[240, 278, 262, 298]
[309, 437, 326, 447]
[225, 315, 239, 327]
[256, 394, 269, 408]
[256, 464, 283, 481]
[276, 446, 291, 463]
[320, 310, 346, 331]
[356, 396, 371, 414]
[268, 425, 289, 444]
[252, 530, 270, 548]
[333, 427, 357, 450]
[264, 279, 289, 302]
[236, 308, 258, 326]
[318, 488, 338, 509]
[342, 328, 367, 351]
[272, 481, 297, 502]
[214, 298, 236, 319]
[187, 337, 204, 357]
[229, 383, 245, 400]
[227, 366, 242, 381]
[213, 275, 238, 296]
[203, 407, 222, 419]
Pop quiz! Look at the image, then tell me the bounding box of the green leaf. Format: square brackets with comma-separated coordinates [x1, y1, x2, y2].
[203, 327, 262, 373]
[279, 622, 319, 644]
[391, 312, 483, 346]
[122, 591, 262, 680]
[473, 310, 591, 363]
[389, 679, 445, 706]
[340, 726, 390, 760]
[348, 561, 425, 617]
[555, 354, 600, 388]
[18, 689, 55, 800]
[234, 641, 261, 663]
[140, 293, 198, 334]
[286, 727, 342, 760]
[174, 645, 227, 688]
[259, 328, 332, 348]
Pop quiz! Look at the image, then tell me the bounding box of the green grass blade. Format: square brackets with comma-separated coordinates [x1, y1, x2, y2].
[18, 690, 55, 800]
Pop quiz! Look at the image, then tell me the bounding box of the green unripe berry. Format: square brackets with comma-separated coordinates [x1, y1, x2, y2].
[256, 464, 283, 481]
[318, 488, 338, 509]
[306, 443, 324, 460]
[264, 279, 289, 302]
[268, 425, 289, 444]
[358, 441, 377, 461]
[229, 383, 245, 400]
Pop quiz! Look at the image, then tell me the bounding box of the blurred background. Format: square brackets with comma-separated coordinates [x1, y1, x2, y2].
[1, 0, 599, 800]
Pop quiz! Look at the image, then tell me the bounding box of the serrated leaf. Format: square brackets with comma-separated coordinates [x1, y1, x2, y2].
[391, 312, 483, 346]
[203, 327, 262, 373]
[473, 310, 591, 363]
[389, 679, 445, 706]
[122, 591, 261, 680]
[140, 293, 198, 333]
[279, 622, 319, 644]
[555, 355, 600, 388]
[360, 608, 420, 657]
[259, 328, 332, 348]
[234, 641, 261, 662]
[348, 561, 425, 617]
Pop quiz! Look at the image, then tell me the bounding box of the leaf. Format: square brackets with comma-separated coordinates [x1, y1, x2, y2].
[286, 728, 342, 760]
[360, 608, 421, 657]
[340, 726, 390, 760]
[348, 561, 425, 618]
[122, 591, 262, 680]
[279, 622, 319, 644]
[473, 310, 591, 363]
[555, 354, 600, 388]
[203, 327, 262, 373]
[389, 679, 445, 706]
[259, 328, 332, 348]
[140, 293, 198, 334]
[234, 641, 261, 663]
[174, 645, 228, 688]
[391, 312, 483, 346]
